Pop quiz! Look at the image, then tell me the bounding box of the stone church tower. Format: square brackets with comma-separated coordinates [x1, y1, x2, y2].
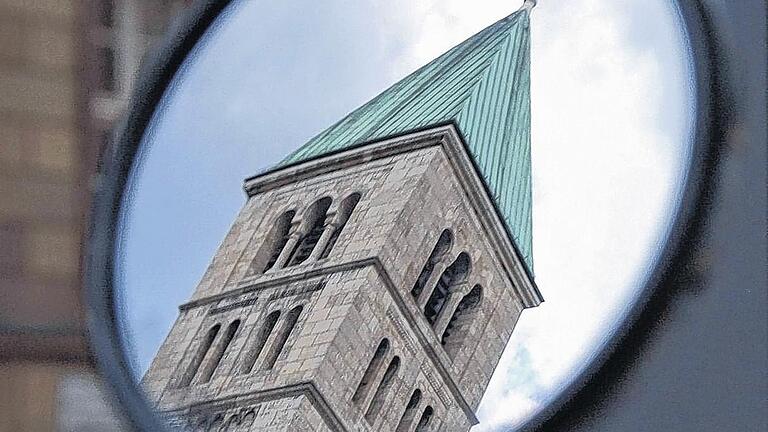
[142, 5, 542, 431]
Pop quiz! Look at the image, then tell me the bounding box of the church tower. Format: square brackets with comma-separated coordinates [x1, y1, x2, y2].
[142, 5, 542, 431]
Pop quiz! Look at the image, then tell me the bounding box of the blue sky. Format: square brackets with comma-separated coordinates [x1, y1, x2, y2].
[118, 0, 691, 429]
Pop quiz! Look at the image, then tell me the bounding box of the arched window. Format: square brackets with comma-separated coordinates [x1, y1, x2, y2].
[319, 192, 361, 259]
[262, 305, 303, 370]
[241, 310, 281, 373]
[364, 356, 401, 422]
[199, 319, 241, 383]
[352, 338, 390, 404]
[287, 197, 332, 266]
[251, 210, 295, 274]
[414, 406, 434, 432]
[180, 323, 220, 387]
[395, 389, 422, 432]
[441, 285, 482, 358]
[412, 230, 453, 299]
[424, 252, 470, 324]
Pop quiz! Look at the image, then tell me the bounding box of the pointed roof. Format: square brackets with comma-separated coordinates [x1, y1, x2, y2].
[281, 9, 534, 269]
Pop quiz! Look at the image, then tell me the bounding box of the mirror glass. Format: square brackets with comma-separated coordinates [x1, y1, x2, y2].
[116, 0, 692, 429]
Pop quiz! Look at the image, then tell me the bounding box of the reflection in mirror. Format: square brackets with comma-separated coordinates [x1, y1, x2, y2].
[117, 0, 691, 430]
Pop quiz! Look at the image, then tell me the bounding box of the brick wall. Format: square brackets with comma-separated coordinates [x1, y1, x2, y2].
[0, 0, 182, 430]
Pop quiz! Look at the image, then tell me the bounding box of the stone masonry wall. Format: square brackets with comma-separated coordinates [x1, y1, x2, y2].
[142, 133, 528, 431]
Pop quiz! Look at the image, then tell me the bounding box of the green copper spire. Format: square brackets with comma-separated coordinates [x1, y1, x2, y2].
[282, 9, 534, 268]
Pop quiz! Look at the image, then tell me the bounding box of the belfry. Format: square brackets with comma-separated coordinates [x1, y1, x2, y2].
[142, 3, 543, 431]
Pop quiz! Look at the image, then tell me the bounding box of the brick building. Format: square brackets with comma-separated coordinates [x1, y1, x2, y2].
[0, 1, 183, 430]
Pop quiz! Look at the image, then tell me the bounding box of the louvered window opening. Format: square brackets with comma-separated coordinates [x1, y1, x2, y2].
[320, 193, 361, 259]
[424, 253, 470, 324]
[288, 198, 332, 266]
[441, 285, 482, 358]
[412, 230, 452, 299]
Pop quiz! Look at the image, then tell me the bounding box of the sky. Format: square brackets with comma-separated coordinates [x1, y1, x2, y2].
[118, 0, 692, 429]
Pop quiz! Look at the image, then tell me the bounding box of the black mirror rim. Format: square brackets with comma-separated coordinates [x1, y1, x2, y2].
[84, 1, 722, 430]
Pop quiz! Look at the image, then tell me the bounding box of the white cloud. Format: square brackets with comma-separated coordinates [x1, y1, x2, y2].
[388, 0, 521, 76]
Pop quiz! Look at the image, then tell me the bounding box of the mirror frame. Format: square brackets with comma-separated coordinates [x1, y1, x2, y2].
[84, 1, 725, 430]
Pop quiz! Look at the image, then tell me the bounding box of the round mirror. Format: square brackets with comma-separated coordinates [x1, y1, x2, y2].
[113, 0, 693, 430]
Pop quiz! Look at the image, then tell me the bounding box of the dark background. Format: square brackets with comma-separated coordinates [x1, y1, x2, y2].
[523, 1, 767, 431]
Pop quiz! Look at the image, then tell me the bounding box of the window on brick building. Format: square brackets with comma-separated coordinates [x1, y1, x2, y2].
[262, 305, 303, 370]
[352, 338, 390, 404]
[241, 310, 281, 373]
[441, 285, 482, 358]
[319, 192, 361, 259]
[198, 319, 240, 383]
[180, 323, 220, 387]
[287, 197, 332, 266]
[364, 356, 401, 422]
[411, 229, 453, 299]
[424, 252, 471, 324]
[396, 389, 422, 432]
[251, 210, 295, 274]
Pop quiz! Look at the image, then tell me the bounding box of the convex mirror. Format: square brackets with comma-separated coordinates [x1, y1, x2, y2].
[93, 1, 695, 430]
